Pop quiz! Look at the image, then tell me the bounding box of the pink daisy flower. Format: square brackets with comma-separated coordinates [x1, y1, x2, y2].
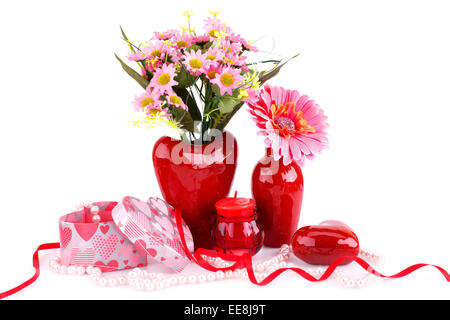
[227, 32, 259, 52]
[127, 50, 147, 62]
[172, 31, 193, 49]
[210, 66, 243, 96]
[241, 40, 259, 53]
[132, 92, 169, 120]
[132, 91, 161, 112]
[166, 92, 188, 110]
[247, 85, 329, 166]
[203, 16, 230, 38]
[204, 63, 223, 80]
[142, 41, 166, 60]
[183, 49, 208, 76]
[220, 39, 242, 56]
[192, 34, 211, 45]
[223, 50, 248, 71]
[149, 64, 178, 94]
[204, 47, 224, 64]
[152, 29, 178, 41]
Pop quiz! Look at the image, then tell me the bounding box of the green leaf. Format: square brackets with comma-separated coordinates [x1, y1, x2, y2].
[218, 96, 239, 114]
[185, 44, 201, 52]
[174, 69, 195, 87]
[114, 53, 149, 89]
[259, 53, 300, 85]
[213, 101, 245, 131]
[167, 106, 195, 133]
[209, 112, 226, 128]
[120, 26, 135, 53]
[211, 84, 221, 96]
[172, 86, 202, 122]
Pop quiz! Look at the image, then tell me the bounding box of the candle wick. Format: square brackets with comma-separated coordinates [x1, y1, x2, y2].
[234, 191, 238, 198]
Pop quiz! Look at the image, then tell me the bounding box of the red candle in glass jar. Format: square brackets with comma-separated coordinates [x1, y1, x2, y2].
[212, 195, 263, 256]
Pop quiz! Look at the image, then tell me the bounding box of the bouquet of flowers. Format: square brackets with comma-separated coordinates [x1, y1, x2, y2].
[115, 11, 297, 143]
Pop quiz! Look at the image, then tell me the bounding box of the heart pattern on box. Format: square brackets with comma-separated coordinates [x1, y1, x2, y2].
[74, 223, 98, 242]
[92, 234, 118, 260]
[59, 201, 147, 272]
[60, 227, 72, 248]
[94, 260, 119, 272]
[100, 224, 109, 235]
[120, 244, 133, 258]
[59, 198, 193, 273]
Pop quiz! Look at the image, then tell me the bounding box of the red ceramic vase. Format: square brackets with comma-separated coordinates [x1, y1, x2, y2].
[251, 148, 304, 248]
[152, 131, 238, 250]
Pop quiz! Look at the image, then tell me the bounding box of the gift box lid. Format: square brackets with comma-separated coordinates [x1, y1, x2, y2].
[112, 196, 194, 273]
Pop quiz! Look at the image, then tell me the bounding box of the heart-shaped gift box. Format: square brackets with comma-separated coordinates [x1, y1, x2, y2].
[112, 196, 195, 273]
[59, 197, 194, 273]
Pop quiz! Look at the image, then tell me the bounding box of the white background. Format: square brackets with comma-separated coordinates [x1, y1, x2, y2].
[0, 0, 449, 300]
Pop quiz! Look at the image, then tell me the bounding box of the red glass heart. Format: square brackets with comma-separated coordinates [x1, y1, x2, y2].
[291, 220, 359, 265]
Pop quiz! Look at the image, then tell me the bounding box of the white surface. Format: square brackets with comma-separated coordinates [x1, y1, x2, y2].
[0, 0, 449, 300]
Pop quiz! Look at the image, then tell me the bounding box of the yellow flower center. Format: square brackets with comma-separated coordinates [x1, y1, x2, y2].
[149, 109, 160, 116]
[189, 58, 203, 69]
[169, 96, 182, 105]
[151, 49, 161, 57]
[220, 74, 234, 87]
[157, 73, 171, 85]
[141, 97, 154, 108]
[206, 54, 216, 61]
[209, 30, 219, 38]
[177, 40, 187, 48]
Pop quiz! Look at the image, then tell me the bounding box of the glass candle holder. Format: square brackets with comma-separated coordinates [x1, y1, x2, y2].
[212, 196, 263, 256]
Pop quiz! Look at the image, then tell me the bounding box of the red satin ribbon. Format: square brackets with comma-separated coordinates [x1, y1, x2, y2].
[0, 242, 60, 299]
[174, 209, 450, 285]
[2, 212, 449, 300]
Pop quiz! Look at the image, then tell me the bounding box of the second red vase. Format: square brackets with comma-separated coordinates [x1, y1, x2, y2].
[251, 148, 304, 248]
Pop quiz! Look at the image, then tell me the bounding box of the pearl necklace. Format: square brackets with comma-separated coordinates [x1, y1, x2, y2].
[49, 245, 381, 290]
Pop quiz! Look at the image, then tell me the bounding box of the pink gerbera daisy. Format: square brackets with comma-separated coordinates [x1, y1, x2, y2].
[247, 85, 329, 166]
[210, 65, 243, 96]
[149, 64, 178, 94]
[183, 49, 208, 76]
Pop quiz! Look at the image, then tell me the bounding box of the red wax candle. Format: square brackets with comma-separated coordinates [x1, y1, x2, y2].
[212, 195, 264, 256]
